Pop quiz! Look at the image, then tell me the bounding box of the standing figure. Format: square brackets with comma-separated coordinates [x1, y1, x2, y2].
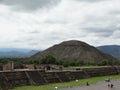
[86, 81, 90, 86]
[108, 83, 110, 87]
[111, 84, 114, 88]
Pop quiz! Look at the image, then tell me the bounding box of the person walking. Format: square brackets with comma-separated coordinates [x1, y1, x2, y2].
[110, 84, 114, 88]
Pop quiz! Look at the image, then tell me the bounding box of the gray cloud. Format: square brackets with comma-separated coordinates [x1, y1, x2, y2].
[82, 26, 118, 37]
[75, 0, 108, 3]
[0, 0, 61, 11]
[28, 31, 40, 34]
[44, 19, 68, 24]
[109, 10, 120, 15]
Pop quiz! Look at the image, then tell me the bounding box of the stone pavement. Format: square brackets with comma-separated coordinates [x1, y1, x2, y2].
[59, 79, 120, 90]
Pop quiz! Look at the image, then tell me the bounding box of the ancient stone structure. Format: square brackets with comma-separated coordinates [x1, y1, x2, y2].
[35, 64, 63, 71]
[3, 61, 14, 71]
[0, 66, 120, 90]
[0, 62, 62, 72]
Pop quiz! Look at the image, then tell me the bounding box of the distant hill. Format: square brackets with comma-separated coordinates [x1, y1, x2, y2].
[0, 48, 38, 58]
[31, 40, 118, 63]
[97, 45, 120, 59]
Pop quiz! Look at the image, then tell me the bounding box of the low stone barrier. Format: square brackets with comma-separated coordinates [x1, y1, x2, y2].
[0, 66, 120, 90]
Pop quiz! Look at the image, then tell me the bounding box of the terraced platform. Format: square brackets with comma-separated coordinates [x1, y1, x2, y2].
[0, 66, 120, 90]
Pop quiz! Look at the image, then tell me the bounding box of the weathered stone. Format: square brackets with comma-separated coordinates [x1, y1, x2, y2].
[0, 66, 120, 90]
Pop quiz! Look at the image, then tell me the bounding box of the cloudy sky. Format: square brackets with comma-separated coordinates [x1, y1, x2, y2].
[0, 0, 120, 50]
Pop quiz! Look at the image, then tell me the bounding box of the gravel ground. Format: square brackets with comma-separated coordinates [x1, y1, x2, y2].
[59, 79, 120, 90]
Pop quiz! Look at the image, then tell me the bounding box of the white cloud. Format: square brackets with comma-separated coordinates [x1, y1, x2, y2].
[0, 0, 120, 50]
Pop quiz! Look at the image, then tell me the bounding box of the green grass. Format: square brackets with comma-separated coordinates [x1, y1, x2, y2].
[11, 75, 120, 90]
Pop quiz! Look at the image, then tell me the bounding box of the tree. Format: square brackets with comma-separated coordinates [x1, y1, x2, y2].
[97, 60, 108, 66]
[40, 55, 56, 64]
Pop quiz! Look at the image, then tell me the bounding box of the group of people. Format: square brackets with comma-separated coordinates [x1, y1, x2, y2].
[86, 78, 114, 88]
[108, 83, 114, 88]
[105, 78, 114, 88]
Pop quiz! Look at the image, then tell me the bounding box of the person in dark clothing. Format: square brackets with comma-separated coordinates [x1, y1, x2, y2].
[108, 83, 110, 87]
[86, 81, 90, 86]
[111, 84, 114, 88]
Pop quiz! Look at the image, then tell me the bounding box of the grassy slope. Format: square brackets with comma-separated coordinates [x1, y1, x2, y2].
[11, 75, 120, 90]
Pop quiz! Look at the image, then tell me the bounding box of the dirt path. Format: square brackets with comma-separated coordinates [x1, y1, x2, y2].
[59, 79, 120, 90]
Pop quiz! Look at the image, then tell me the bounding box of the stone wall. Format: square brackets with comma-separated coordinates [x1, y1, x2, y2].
[0, 66, 120, 90]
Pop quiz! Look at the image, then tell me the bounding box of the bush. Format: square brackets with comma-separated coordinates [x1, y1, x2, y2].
[40, 55, 57, 64]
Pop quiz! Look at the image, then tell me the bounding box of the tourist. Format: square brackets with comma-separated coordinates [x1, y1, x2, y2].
[54, 86, 58, 90]
[86, 81, 90, 86]
[108, 83, 110, 87]
[111, 84, 114, 88]
[105, 78, 111, 82]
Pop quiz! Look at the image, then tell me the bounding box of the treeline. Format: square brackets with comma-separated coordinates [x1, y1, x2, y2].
[0, 58, 24, 64]
[23, 55, 120, 67]
[0, 55, 120, 67]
